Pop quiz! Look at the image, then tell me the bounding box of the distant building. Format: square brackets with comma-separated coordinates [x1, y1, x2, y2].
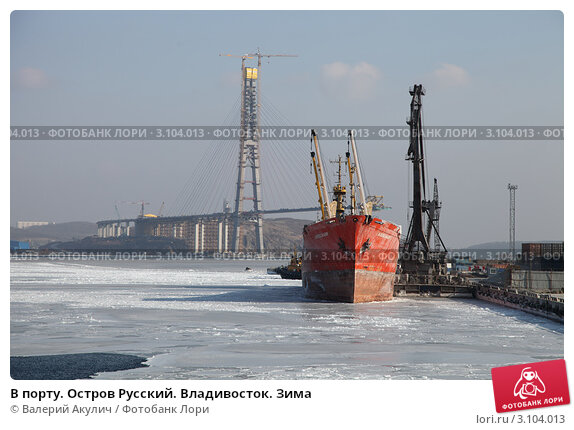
[520, 242, 564, 271]
[454, 258, 475, 273]
[497, 242, 565, 292]
[510, 270, 563, 292]
[17, 221, 53, 229]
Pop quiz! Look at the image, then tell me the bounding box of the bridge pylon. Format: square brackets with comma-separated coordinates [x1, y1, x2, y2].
[228, 56, 263, 252]
[222, 50, 296, 253]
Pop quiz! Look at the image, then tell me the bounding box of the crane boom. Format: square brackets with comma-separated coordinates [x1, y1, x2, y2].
[311, 150, 326, 220]
[246, 48, 298, 61]
[311, 130, 332, 219]
[348, 130, 367, 215]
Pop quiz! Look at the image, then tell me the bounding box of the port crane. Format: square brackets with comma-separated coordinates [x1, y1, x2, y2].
[401, 85, 447, 278]
[428, 178, 442, 252]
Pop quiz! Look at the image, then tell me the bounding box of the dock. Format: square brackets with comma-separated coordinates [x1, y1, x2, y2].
[394, 283, 474, 298]
[474, 284, 564, 323]
[394, 282, 564, 323]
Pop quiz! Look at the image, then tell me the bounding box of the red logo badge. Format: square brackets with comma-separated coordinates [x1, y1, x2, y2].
[491, 359, 570, 413]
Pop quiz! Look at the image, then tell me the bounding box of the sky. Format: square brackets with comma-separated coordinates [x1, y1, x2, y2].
[9, 10, 564, 247]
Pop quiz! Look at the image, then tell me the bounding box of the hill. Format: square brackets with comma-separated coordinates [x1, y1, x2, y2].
[11, 218, 313, 251]
[10, 222, 98, 247]
[242, 217, 312, 251]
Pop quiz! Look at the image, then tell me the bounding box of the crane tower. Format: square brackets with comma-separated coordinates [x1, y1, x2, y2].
[400, 84, 448, 279]
[508, 183, 518, 260]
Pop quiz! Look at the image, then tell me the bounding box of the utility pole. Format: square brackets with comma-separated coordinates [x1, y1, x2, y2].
[508, 183, 518, 260]
[221, 50, 296, 253]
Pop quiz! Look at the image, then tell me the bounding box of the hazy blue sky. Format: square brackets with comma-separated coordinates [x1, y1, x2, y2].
[10, 10, 563, 247]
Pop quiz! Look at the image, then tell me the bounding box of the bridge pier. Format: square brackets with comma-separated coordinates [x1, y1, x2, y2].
[193, 221, 205, 253]
[97, 220, 133, 238]
[218, 220, 228, 253]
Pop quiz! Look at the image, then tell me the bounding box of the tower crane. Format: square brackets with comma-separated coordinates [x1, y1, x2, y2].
[133, 201, 150, 218]
[116, 200, 150, 218]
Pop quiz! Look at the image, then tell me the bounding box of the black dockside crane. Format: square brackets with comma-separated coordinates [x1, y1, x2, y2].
[400, 85, 448, 280]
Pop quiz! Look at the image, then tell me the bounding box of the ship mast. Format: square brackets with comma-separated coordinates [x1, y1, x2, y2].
[345, 143, 356, 215]
[332, 156, 346, 218]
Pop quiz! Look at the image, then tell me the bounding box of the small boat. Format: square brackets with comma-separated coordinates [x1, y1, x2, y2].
[268, 253, 302, 280]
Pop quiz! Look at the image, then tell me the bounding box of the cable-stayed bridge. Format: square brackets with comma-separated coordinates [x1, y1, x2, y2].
[97, 52, 323, 253]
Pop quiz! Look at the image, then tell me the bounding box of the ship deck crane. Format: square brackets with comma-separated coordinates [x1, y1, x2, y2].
[348, 130, 368, 215]
[310, 129, 333, 220]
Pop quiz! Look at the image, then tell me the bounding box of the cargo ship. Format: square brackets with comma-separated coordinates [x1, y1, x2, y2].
[302, 130, 401, 303]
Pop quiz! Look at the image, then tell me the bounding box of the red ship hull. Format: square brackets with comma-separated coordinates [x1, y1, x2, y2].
[302, 215, 401, 303]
